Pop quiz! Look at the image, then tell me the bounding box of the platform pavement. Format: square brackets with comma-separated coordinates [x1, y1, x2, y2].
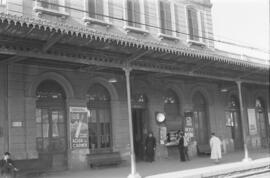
[45, 149, 270, 178]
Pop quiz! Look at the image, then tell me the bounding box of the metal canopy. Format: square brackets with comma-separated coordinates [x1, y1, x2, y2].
[0, 13, 269, 85]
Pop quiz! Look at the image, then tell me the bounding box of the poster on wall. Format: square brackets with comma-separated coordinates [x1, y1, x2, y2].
[159, 126, 167, 145]
[184, 111, 194, 139]
[70, 107, 89, 149]
[247, 108, 257, 135]
[225, 111, 233, 127]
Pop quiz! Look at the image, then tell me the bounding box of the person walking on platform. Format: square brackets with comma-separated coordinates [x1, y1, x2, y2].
[184, 133, 190, 161]
[210, 133, 222, 164]
[145, 132, 156, 162]
[178, 131, 186, 162]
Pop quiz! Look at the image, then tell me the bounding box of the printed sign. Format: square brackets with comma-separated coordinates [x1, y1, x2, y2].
[225, 111, 233, 127]
[184, 111, 194, 139]
[159, 126, 167, 144]
[247, 108, 257, 135]
[70, 107, 89, 149]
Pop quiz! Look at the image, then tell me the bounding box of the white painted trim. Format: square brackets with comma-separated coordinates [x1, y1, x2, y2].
[83, 16, 112, 27]
[158, 32, 179, 41]
[123, 25, 149, 35]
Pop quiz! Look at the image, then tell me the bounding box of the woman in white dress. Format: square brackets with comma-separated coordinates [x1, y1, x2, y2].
[210, 132, 222, 163]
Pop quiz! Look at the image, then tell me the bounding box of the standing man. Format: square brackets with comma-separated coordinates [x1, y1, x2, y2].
[184, 133, 190, 161]
[178, 131, 186, 162]
[210, 133, 222, 163]
[145, 132, 156, 162]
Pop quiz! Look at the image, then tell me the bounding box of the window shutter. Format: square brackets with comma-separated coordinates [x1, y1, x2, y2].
[50, 0, 58, 10]
[187, 9, 194, 40]
[174, 4, 180, 37]
[134, 0, 141, 28]
[96, 0, 104, 20]
[159, 1, 166, 34]
[108, 0, 114, 22]
[164, 2, 172, 35]
[191, 9, 199, 41]
[88, 0, 96, 18]
[200, 12, 206, 42]
[41, 0, 49, 8]
[127, 0, 133, 26]
[144, 0, 150, 30]
[188, 8, 199, 41]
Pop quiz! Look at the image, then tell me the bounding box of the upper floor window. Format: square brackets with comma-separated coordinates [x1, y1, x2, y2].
[83, 0, 112, 27]
[88, 0, 104, 20]
[159, 0, 172, 35]
[127, 0, 141, 28]
[34, 0, 69, 18]
[187, 7, 206, 43]
[0, 0, 6, 6]
[41, 0, 59, 11]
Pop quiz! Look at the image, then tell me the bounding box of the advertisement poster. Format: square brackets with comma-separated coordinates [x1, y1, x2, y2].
[247, 108, 257, 135]
[184, 111, 194, 138]
[70, 107, 89, 149]
[159, 126, 167, 145]
[165, 130, 178, 146]
[225, 111, 233, 127]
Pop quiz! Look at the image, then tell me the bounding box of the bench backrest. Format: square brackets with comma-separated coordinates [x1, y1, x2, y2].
[14, 159, 48, 170]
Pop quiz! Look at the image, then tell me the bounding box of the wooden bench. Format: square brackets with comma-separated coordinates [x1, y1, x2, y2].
[86, 152, 122, 168]
[197, 144, 211, 156]
[13, 159, 48, 177]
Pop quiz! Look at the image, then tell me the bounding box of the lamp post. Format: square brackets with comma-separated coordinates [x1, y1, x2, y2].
[124, 67, 141, 178]
[236, 81, 252, 162]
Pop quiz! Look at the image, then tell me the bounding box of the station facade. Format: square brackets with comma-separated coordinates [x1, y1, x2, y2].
[0, 0, 269, 171]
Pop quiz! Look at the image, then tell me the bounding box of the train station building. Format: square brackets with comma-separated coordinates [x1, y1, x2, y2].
[0, 0, 269, 171]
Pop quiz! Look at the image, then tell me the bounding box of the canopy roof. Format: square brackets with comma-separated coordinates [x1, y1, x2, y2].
[0, 13, 269, 85]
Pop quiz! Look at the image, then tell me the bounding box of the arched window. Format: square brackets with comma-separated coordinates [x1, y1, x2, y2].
[192, 92, 208, 145]
[255, 98, 268, 148]
[228, 95, 243, 150]
[164, 89, 179, 121]
[35, 80, 67, 169]
[87, 84, 112, 153]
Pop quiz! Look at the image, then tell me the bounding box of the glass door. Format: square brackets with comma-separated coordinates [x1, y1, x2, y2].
[36, 107, 67, 170]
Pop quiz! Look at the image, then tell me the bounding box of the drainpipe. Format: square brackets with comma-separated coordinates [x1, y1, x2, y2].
[236, 81, 252, 162]
[123, 67, 141, 178]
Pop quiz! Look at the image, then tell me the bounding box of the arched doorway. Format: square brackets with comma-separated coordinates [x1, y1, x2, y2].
[255, 98, 268, 148]
[35, 80, 67, 170]
[132, 93, 148, 161]
[192, 92, 209, 145]
[228, 95, 243, 150]
[86, 84, 112, 153]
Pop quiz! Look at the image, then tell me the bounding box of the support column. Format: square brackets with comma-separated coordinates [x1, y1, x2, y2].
[3, 64, 9, 152]
[236, 81, 252, 162]
[123, 67, 141, 178]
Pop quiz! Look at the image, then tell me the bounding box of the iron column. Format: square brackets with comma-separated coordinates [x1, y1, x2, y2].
[236, 81, 252, 162]
[124, 67, 141, 178]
